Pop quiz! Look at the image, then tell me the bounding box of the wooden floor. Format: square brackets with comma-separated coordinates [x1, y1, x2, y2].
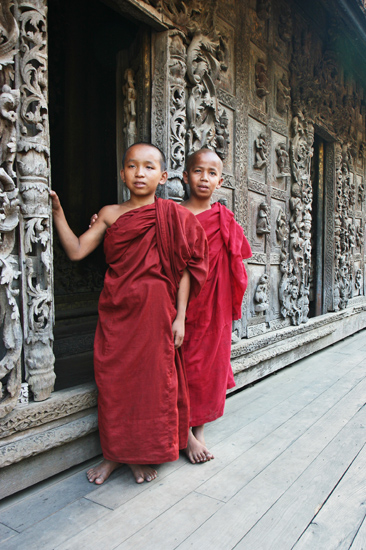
[1, 330, 366, 550]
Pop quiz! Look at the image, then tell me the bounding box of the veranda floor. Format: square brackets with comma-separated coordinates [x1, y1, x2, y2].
[0, 329, 365, 550]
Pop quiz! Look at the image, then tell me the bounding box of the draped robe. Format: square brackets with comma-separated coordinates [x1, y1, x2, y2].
[94, 199, 208, 464]
[183, 202, 252, 426]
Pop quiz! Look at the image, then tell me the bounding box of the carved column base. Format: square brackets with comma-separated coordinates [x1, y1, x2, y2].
[25, 342, 55, 401]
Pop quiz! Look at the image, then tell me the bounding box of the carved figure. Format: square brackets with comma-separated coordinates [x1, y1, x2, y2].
[186, 33, 220, 154]
[276, 143, 291, 177]
[277, 74, 291, 115]
[254, 274, 269, 312]
[254, 133, 268, 169]
[276, 209, 289, 244]
[215, 110, 230, 160]
[255, 59, 269, 99]
[278, 5, 292, 44]
[122, 68, 137, 148]
[256, 202, 271, 235]
[256, 0, 271, 21]
[358, 181, 364, 204]
[356, 223, 364, 248]
[355, 268, 362, 293]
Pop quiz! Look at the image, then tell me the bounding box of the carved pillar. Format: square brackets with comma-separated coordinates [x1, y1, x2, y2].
[15, 0, 55, 401]
[0, 2, 22, 417]
[333, 143, 354, 310]
[279, 109, 314, 325]
[152, 30, 187, 201]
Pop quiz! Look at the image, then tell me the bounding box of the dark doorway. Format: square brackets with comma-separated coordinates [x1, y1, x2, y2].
[309, 134, 326, 317]
[48, 0, 139, 389]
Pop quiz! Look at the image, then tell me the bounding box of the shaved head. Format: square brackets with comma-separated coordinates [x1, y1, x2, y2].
[186, 148, 223, 174]
[122, 142, 167, 171]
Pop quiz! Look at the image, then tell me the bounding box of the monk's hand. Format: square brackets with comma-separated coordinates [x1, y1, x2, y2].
[89, 213, 98, 228]
[49, 190, 62, 215]
[172, 317, 185, 349]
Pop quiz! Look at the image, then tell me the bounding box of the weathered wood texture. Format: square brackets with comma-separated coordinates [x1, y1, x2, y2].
[0, 330, 365, 550]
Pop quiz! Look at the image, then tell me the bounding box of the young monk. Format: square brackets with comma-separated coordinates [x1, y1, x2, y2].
[182, 148, 252, 464]
[51, 143, 208, 484]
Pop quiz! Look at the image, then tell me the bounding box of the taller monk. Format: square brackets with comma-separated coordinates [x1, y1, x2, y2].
[51, 143, 209, 484]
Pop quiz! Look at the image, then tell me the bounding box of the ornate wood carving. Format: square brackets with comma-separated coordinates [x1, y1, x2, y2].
[278, 109, 314, 325]
[276, 73, 291, 115]
[123, 68, 137, 148]
[256, 202, 270, 234]
[333, 144, 355, 310]
[254, 132, 268, 169]
[276, 142, 290, 177]
[255, 59, 269, 99]
[0, 2, 22, 418]
[167, 30, 186, 201]
[16, 0, 55, 401]
[254, 273, 269, 312]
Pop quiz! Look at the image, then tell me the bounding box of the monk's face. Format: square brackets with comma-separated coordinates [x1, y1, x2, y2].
[183, 150, 223, 199]
[121, 144, 167, 197]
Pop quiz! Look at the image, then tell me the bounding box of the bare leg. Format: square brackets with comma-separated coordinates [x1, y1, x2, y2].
[87, 459, 120, 484]
[128, 464, 158, 483]
[184, 428, 214, 464]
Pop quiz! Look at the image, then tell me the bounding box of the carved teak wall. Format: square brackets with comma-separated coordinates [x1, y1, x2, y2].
[1, 0, 366, 495]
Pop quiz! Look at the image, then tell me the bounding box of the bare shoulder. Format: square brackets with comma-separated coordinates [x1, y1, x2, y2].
[98, 204, 129, 227]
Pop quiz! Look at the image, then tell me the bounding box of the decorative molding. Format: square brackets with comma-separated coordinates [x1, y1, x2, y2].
[0, 412, 98, 467]
[0, 384, 97, 439]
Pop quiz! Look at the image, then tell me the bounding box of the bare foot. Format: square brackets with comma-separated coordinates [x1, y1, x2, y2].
[87, 459, 120, 484]
[193, 425, 214, 460]
[128, 464, 158, 483]
[184, 429, 214, 464]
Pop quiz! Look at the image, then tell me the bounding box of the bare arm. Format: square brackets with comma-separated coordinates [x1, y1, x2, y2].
[172, 268, 191, 349]
[50, 190, 108, 261]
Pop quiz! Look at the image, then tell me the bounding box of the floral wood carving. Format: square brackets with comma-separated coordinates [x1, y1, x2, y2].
[0, 2, 22, 418]
[17, 0, 55, 401]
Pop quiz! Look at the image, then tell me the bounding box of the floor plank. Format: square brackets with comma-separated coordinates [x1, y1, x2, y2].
[0, 498, 110, 550]
[350, 515, 366, 550]
[292, 443, 366, 550]
[1, 330, 365, 550]
[176, 378, 366, 549]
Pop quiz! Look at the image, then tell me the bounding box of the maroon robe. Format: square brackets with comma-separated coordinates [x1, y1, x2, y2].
[183, 202, 252, 426]
[94, 199, 208, 464]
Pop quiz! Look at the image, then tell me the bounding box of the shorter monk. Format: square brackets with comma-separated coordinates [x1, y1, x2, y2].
[51, 143, 208, 484]
[182, 148, 252, 463]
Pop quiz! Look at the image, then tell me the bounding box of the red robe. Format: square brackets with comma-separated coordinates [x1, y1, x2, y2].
[94, 199, 208, 464]
[183, 202, 252, 426]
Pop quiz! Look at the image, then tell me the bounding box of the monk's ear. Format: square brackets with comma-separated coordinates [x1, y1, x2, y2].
[159, 170, 168, 186]
[182, 170, 188, 184]
[216, 176, 224, 190]
[120, 168, 125, 181]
